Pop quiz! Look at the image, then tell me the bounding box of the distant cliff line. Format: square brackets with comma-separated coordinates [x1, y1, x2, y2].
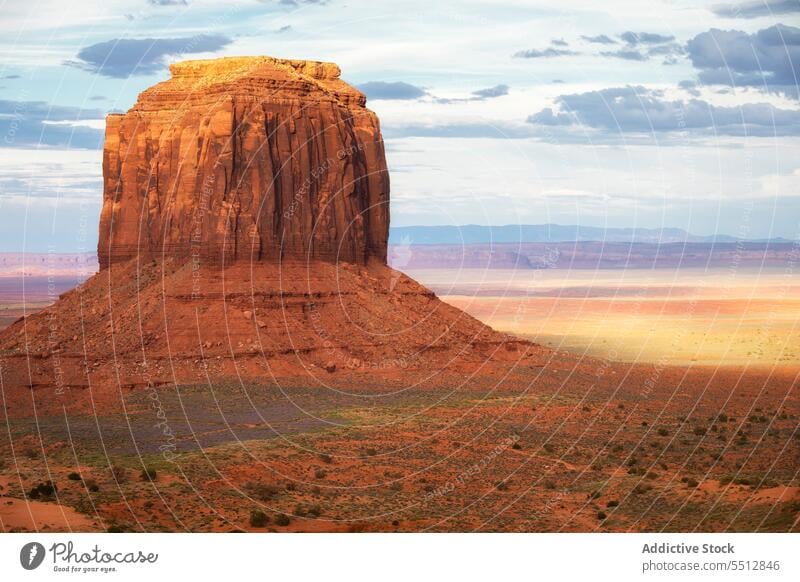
[2, 237, 796, 275]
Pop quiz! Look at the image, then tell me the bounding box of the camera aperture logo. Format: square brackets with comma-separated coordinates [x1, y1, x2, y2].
[19, 540, 158, 574]
[20, 542, 46, 570]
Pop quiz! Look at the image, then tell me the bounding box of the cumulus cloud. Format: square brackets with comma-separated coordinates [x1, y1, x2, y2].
[513, 47, 578, 58]
[66, 34, 233, 78]
[601, 42, 684, 63]
[551, 38, 569, 47]
[711, 0, 800, 18]
[471, 84, 509, 99]
[620, 31, 675, 45]
[582, 34, 617, 44]
[432, 84, 510, 104]
[686, 24, 800, 97]
[527, 85, 800, 136]
[383, 122, 535, 139]
[357, 81, 427, 100]
[601, 49, 648, 61]
[0, 100, 105, 149]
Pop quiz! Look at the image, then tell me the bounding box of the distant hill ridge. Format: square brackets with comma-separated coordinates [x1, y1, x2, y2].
[389, 224, 793, 245]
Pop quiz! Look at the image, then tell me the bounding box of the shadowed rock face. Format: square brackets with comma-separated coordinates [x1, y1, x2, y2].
[99, 56, 390, 269]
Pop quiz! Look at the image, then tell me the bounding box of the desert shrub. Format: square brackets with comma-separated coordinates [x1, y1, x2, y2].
[686, 478, 699, 488]
[641, 421, 648, 427]
[67, 472, 81, 481]
[589, 490, 601, 500]
[389, 482, 402, 491]
[249, 510, 270, 527]
[23, 448, 38, 460]
[274, 514, 291, 527]
[110, 465, 127, 483]
[606, 500, 619, 508]
[106, 524, 128, 533]
[365, 448, 377, 456]
[304, 504, 322, 518]
[319, 453, 333, 464]
[694, 427, 707, 436]
[422, 484, 435, 493]
[657, 428, 669, 437]
[496, 481, 509, 491]
[612, 444, 624, 453]
[28, 481, 57, 500]
[597, 511, 607, 520]
[285, 482, 296, 491]
[627, 457, 638, 466]
[314, 469, 327, 479]
[85, 479, 100, 492]
[511, 443, 522, 450]
[617, 403, 625, 410]
[718, 413, 728, 422]
[245, 482, 280, 501]
[543, 443, 555, 453]
[140, 467, 157, 481]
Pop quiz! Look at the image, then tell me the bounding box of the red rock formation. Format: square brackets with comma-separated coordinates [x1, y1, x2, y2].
[0, 57, 541, 417]
[99, 56, 389, 269]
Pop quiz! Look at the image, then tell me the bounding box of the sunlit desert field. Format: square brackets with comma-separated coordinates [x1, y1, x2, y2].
[407, 268, 800, 368]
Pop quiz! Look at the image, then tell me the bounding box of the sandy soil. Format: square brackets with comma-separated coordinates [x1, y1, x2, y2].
[408, 268, 800, 368]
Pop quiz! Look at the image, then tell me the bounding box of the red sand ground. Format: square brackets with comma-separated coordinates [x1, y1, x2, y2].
[0, 260, 797, 532]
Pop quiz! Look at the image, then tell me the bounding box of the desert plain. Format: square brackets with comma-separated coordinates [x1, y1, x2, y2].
[1, 261, 797, 533]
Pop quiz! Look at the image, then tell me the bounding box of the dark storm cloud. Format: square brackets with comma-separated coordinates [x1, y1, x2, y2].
[527, 85, 800, 136]
[686, 24, 800, 97]
[513, 48, 578, 58]
[0, 100, 104, 149]
[66, 34, 233, 78]
[582, 34, 617, 45]
[357, 81, 427, 100]
[620, 31, 675, 45]
[711, 0, 800, 18]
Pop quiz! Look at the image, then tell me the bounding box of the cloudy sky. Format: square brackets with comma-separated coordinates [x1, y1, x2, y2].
[1, 0, 799, 251]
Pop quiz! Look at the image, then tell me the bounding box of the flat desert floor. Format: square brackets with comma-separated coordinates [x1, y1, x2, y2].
[1, 266, 797, 532]
[407, 268, 800, 368]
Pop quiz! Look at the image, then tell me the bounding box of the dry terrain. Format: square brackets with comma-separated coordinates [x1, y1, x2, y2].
[0, 263, 797, 532]
[408, 267, 800, 368]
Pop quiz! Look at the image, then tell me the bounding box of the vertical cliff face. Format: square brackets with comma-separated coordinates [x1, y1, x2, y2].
[98, 56, 390, 269]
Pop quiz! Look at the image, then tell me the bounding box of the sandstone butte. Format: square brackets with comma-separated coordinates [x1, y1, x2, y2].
[0, 56, 540, 416]
[99, 56, 389, 268]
